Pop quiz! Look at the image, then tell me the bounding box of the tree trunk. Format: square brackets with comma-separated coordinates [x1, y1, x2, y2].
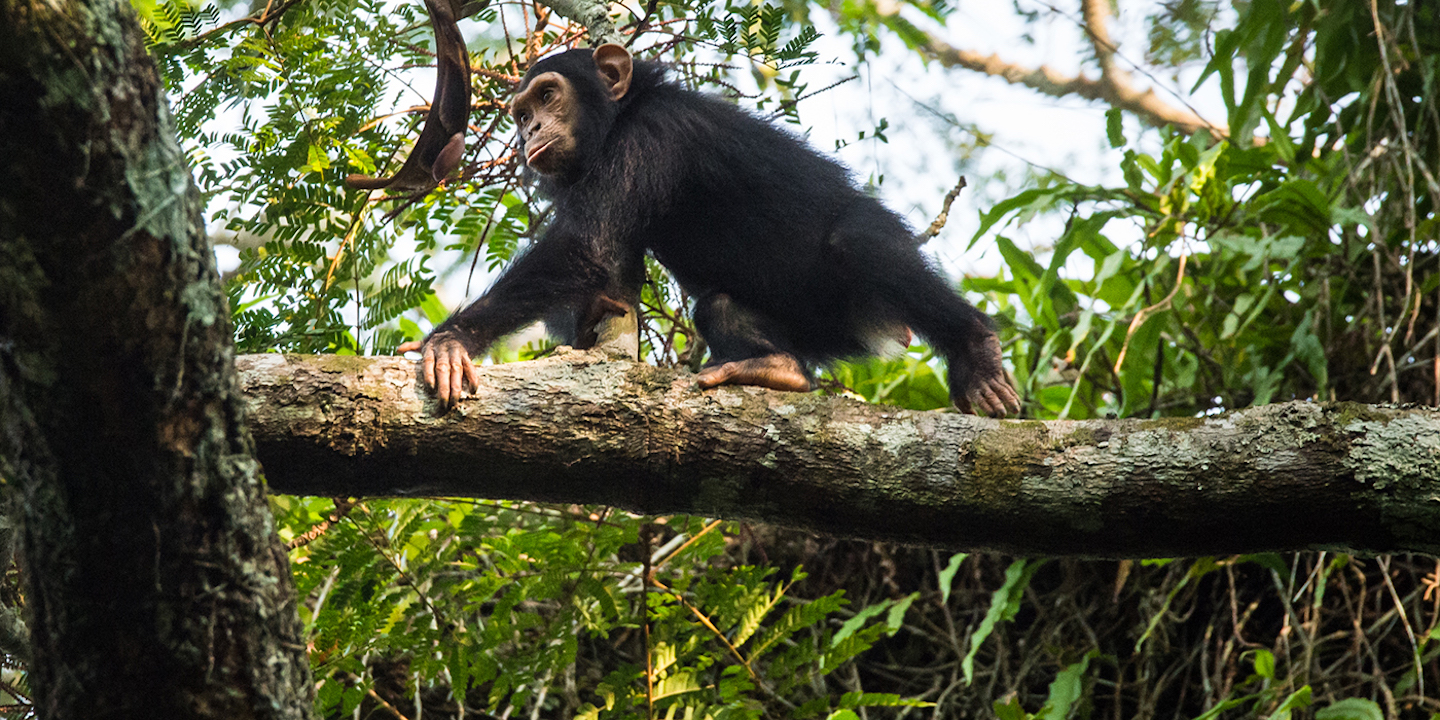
[0, 0, 315, 716]
[239, 352, 1440, 558]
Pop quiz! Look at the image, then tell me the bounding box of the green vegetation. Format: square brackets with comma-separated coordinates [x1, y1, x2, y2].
[41, 0, 1427, 717]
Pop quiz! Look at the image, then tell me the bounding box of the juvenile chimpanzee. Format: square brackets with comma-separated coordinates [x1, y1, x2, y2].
[400, 44, 1021, 416]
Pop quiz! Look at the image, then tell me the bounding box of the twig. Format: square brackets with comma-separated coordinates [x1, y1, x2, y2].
[286, 497, 357, 549]
[1113, 254, 1187, 373]
[918, 177, 966, 244]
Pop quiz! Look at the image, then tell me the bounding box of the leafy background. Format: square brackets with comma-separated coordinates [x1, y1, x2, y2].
[3, 0, 1432, 717]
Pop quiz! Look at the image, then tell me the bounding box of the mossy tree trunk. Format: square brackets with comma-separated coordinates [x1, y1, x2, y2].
[0, 0, 315, 716]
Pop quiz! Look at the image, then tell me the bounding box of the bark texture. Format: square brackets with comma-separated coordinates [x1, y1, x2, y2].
[240, 353, 1440, 558]
[0, 0, 314, 716]
[535, 0, 622, 45]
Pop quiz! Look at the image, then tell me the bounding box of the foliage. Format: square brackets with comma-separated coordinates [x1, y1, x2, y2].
[963, 0, 1440, 419]
[274, 499, 925, 717]
[110, 0, 1440, 717]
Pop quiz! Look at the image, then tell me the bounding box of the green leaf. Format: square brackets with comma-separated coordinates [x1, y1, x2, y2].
[833, 598, 888, 645]
[1267, 685, 1313, 720]
[745, 587, 844, 661]
[1105, 107, 1124, 148]
[963, 559, 1046, 683]
[1253, 648, 1276, 679]
[879, 14, 930, 50]
[1252, 179, 1332, 236]
[994, 695, 1031, 720]
[1121, 150, 1146, 191]
[1314, 698, 1385, 720]
[419, 293, 450, 325]
[652, 670, 701, 700]
[1262, 110, 1295, 163]
[1036, 651, 1095, 720]
[883, 592, 917, 635]
[1116, 296, 1166, 417]
[836, 691, 931, 709]
[1193, 695, 1260, 720]
[1239, 553, 1289, 575]
[971, 188, 1064, 249]
[1289, 311, 1328, 389]
[939, 552, 967, 605]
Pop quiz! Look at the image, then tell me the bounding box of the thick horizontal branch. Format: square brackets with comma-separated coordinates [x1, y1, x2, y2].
[238, 353, 1440, 557]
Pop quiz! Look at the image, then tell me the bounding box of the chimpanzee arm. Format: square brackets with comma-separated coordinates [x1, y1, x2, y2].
[435, 235, 616, 351]
[406, 230, 621, 405]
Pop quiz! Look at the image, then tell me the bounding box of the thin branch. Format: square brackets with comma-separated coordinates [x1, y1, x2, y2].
[1114, 254, 1187, 373]
[176, 0, 306, 49]
[918, 176, 966, 244]
[1075, 0, 1227, 137]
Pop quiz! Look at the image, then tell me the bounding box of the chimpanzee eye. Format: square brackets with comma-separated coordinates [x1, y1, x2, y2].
[541, 87, 556, 103]
[516, 111, 531, 125]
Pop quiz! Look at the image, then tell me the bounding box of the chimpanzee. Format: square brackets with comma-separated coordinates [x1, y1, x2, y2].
[398, 44, 1021, 416]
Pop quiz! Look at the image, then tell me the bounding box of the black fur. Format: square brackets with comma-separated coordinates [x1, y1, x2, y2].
[433, 48, 1007, 408]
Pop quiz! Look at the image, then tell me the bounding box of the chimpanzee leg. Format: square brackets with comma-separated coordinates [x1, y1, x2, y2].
[549, 294, 632, 347]
[577, 294, 640, 358]
[585, 255, 645, 358]
[545, 256, 644, 358]
[692, 293, 812, 392]
[842, 228, 1020, 416]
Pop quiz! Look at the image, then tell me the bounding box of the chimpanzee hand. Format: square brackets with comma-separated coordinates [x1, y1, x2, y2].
[398, 332, 481, 407]
[958, 335, 1021, 417]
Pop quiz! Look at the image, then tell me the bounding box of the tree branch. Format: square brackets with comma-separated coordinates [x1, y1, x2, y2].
[866, 0, 1226, 137]
[239, 353, 1440, 558]
[1076, 0, 1226, 137]
[534, 0, 622, 46]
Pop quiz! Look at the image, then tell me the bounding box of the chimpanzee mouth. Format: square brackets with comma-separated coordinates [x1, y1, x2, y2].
[526, 140, 555, 165]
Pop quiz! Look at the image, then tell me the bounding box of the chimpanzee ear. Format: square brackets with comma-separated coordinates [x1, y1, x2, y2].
[593, 44, 633, 100]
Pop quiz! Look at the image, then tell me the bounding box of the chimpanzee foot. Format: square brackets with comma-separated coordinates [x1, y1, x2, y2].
[953, 335, 1021, 417]
[696, 354, 811, 393]
[588, 298, 639, 360]
[963, 373, 1021, 417]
